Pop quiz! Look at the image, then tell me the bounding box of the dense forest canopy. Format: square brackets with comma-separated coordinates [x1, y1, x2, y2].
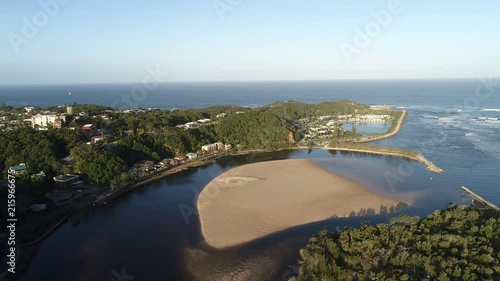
[292, 205, 500, 281]
[259, 100, 374, 120]
[215, 111, 300, 150]
[0, 127, 84, 176]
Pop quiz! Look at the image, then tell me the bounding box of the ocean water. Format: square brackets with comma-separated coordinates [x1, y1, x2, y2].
[3, 79, 499, 281]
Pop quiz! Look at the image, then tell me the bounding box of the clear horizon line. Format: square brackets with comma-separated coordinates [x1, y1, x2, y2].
[0, 76, 494, 87]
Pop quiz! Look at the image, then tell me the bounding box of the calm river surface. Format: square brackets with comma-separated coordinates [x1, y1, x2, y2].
[19, 148, 472, 281]
[14, 79, 500, 280]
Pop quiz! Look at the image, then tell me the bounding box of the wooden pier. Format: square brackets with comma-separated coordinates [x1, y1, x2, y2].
[460, 185, 499, 211]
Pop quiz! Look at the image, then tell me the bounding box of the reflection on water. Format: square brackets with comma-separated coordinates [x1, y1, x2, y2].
[341, 123, 391, 134]
[19, 149, 475, 281]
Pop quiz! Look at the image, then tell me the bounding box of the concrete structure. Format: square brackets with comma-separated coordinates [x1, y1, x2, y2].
[162, 158, 178, 166]
[186, 152, 198, 160]
[214, 142, 224, 151]
[82, 124, 93, 131]
[224, 144, 232, 150]
[31, 171, 46, 180]
[66, 106, 73, 115]
[92, 135, 107, 143]
[53, 175, 83, 189]
[31, 114, 65, 128]
[174, 155, 187, 161]
[10, 164, 27, 175]
[461, 185, 499, 210]
[202, 144, 217, 152]
[134, 160, 154, 173]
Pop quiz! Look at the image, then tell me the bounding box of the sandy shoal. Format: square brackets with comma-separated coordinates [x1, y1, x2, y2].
[197, 159, 400, 249]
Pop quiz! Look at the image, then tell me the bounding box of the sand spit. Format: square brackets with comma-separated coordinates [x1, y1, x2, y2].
[198, 159, 403, 248]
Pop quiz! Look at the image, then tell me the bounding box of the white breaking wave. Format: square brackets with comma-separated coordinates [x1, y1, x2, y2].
[482, 109, 500, 112]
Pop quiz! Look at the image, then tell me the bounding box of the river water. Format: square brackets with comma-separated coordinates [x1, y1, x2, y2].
[12, 79, 500, 280]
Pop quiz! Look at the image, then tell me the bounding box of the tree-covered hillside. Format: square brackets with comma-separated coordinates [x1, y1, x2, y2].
[259, 100, 372, 120]
[0, 127, 85, 176]
[215, 111, 300, 150]
[292, 206, 500, 281]
[1, 100, 388, 185]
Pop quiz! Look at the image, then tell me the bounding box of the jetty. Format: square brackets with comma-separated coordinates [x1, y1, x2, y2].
[355, 110, 408, 143]
[460, 185, 499, 210]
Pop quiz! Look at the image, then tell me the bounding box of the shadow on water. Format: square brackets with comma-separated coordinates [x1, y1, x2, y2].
[181, 151, 464, 281]
[18, 150, 465, 281]
[184, 207, 418, 281]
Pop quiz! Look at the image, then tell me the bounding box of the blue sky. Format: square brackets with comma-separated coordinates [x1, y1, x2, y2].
[1, 0, 499, 84]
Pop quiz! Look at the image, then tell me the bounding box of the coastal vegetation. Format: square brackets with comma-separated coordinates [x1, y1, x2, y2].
[70, 144, 128, 185]
[291, 205, 500, 281]
[0, 127, 84, 176]
[0, 100, 441, 191]
[215, 111, 300, 150]
[259, 100, 374, 120]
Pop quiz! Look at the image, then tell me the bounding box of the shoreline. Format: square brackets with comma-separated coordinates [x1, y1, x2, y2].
[197, 159, 406, 249]
[10, 108, 443, 278]
[354, 110, 408, 143]
[16, 108, 441, 247]
[294, 146, 444, 174]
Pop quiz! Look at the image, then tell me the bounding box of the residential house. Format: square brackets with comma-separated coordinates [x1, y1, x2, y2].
[10, 164, 27, 175]
[174, 155, 187, 162]
[31, 171, 46, 180]
[214, 142, 224, 151]
[197, 118, 211, 124]
[168, 159, 178, 166]
[185, 122, 198, 129]
[53, 117, 64, 129]
[186, 152, 198, 160]
[82, 124, 93, 132]
[53, 175, 84, 189]
[32, 114, 65, 128]
[201, 144, 217, 152]
[134, 160, 154, 173]
[92, 135, 107, 143]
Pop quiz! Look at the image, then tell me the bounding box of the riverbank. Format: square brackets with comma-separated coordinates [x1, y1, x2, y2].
[8, 108, 440, 279]
[295, 146, 444, 174]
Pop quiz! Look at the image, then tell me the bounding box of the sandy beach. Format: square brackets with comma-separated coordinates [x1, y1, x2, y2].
[197, 159, 403, 249]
